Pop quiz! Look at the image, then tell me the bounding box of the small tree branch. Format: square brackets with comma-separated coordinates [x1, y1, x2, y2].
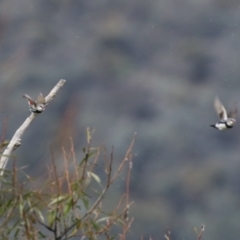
[0, 79, 66, 177]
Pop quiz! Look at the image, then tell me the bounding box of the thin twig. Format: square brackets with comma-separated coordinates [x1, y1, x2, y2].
[62, 146, 72, 195]
[69, 137, 79, 180]
[50, 146, 61, 238]
[120, 145, 134, 240]
[110, 132, 136, 184]
[56, 148, 115, 240]
[57, 134, 136, 240]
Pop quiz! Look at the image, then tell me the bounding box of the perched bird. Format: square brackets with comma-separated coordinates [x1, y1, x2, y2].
[211, 96, 237, 130]
[23, 93, 46, 113]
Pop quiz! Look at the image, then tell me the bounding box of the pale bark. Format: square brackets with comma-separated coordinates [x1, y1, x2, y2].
[0, 79, 66, 176]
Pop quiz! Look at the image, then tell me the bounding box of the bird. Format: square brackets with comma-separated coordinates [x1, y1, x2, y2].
[211, 96, 237, 130]
[23, 93, 46, 113]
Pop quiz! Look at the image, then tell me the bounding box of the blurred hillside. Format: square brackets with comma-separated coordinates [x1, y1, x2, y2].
[1, 0, 240, 239]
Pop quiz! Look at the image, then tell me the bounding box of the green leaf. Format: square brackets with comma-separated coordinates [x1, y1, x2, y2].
[33, 208, 45, 222]
[63, 197, 73, 216]
[49, 195, 67, 206]
[87, 172, 101, 184]
[82, 197, 89, 210]
[47, 210, 57, 227]
[90, 219, 100, 231]
[68, 227, 78, 238]
[14, 228, 20, 238]
[9, 219, 21, 233]
[19, 202, 24, 218]
[96, 216, 110, 223]
[38, 231, 47, 238]
[80, 147, 99, 165]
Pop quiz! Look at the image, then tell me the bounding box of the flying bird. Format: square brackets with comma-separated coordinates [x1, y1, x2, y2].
[23, 93, 46, 113]
[211, 96, 237, 130]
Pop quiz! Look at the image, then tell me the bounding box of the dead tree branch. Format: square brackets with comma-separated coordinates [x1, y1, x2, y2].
[0, 79, 66, 177]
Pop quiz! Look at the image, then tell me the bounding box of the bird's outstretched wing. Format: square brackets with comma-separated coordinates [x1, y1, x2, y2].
[228, 106, 238, 119]
[214, 96, 227, 120]
[23, 94, 36, 105]
[37, 93, 45, 104]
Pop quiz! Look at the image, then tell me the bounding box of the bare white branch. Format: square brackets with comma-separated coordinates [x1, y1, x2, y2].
[0, 79, 66, 177]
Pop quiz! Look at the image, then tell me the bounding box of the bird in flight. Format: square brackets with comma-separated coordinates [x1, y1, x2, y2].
[211, 96, 237, 130]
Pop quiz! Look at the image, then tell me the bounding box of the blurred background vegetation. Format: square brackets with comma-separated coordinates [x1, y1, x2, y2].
[0, 0, 240, 239]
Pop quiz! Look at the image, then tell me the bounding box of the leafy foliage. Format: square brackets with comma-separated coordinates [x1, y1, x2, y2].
[0, 128, 135, 240]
